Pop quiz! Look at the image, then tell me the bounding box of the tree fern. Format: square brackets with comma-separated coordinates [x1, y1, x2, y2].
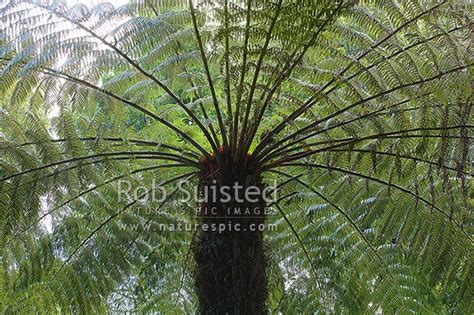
[0, 0, 472, 313]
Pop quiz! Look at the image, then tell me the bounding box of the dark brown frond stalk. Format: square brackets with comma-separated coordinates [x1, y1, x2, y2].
[11, 136, 200, 158]
[247, 1, 345, 156]
[276, 163, 469, 239]
[22, 2, 220, 154]
[257, 64, 473, 162]
[232, 0, 253, 156]
[47, 171, 196, 286]
[189, 0, 228, 148]
[237, 0, 283, 161]
[6, 163, 188, 246]
[262, 125, 474, 165]
[0, 150, 198, 183]
[253, 0, 451, 156]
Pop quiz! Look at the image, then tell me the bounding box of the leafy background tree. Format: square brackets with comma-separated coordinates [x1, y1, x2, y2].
[0, 0, 472, 313]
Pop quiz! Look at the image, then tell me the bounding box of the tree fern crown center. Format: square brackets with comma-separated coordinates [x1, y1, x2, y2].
[0, 0, 472, 313]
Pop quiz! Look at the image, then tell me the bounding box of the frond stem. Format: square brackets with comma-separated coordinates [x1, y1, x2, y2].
[256, 64, 473, 161]
[262, 125, 474, 166]
[237, 0, 283, 161]
[6, 163, 188, 245]
[0, 150, 199, 183]
[275, 163, 469, 239]
[27, 2, 219, 154]
[253, 0, 450, 156]
[189, 0, 228, 148]
[46, 171, 196, 286]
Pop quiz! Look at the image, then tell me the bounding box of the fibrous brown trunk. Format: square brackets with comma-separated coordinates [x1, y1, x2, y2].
[194, 150, 267, 314]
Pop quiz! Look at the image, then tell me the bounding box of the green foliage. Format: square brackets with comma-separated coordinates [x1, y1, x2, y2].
[0, 0, 472, 312]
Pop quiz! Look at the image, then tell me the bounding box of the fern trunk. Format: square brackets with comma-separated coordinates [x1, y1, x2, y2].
[194, 151, 268, 314]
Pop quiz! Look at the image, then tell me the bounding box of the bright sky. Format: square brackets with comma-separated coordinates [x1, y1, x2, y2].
[36, 0, 129, 233]
[66, 0, 129, 7]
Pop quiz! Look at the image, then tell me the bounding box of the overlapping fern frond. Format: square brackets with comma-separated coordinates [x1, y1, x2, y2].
[0, 0, 472, 312]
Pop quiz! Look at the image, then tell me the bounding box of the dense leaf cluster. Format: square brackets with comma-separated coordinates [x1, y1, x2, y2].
[0, 0, 472, 312]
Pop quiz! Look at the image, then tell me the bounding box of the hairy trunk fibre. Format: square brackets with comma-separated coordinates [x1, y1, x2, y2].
[194, 150, 267, 314]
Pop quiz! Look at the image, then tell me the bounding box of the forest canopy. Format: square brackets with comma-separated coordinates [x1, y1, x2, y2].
[0, 0, 472, 313]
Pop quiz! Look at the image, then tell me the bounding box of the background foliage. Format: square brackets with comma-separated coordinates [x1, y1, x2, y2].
[0, 0, 472, 313]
